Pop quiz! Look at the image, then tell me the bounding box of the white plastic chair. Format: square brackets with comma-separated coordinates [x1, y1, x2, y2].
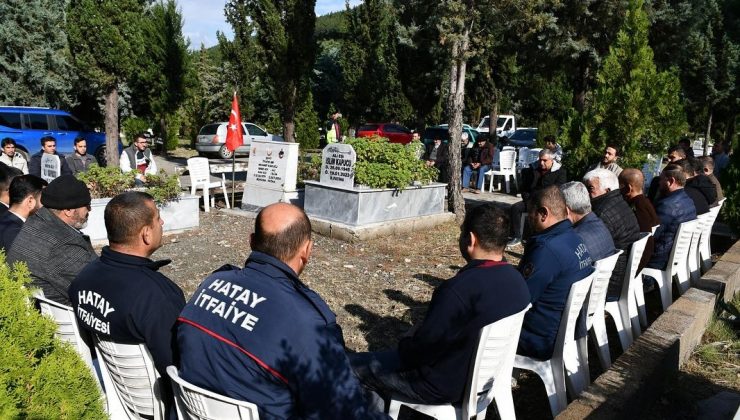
[513, 273, 595, 417]
[93, 334, 166, 420]
[34, 295, 101, 389]
[187, 157, 230, 213]
[485, 150, 517, 193]
[167, 366, 260, 420]
[386, 304, 531, 420]
[608, 232, 651, 340]
[699, 198, 725, 272]
[689, 213, 713, 283]
[640, 219, 698, 312]
[502, 145, 515, 151]
[516, 147, 529, 169]
[577, 250, 623, 386]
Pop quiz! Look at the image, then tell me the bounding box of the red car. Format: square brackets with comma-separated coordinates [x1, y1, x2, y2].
[356, 123, 414, 144]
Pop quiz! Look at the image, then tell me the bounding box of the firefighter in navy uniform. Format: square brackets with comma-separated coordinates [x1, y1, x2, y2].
[176, 203, 387, 420]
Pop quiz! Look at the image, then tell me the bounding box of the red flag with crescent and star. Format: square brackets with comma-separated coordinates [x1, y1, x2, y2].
[225, 92, 243, 152]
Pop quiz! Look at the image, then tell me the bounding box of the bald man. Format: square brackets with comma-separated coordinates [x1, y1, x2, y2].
[177, 203, 387, 419]
[619, 168, 660, 272]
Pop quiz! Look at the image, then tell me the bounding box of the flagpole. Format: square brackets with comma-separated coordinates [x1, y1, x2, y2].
[231, 152, 236, 207]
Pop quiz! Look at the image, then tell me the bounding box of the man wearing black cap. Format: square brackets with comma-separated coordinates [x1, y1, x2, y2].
[7, 175, 97, 305]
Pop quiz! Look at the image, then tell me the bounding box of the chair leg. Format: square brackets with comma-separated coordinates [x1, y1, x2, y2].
[203, 188, 210, 213]
[387, 399, 402, 420]
[564, 341, 586, 400]
[675, 268, 690, 296]
[611, 309, 633, 352]
[627, 296, 642, 339]
[505, 176, 510, 194]
[549, 359, 568, 416]
[492, 385, 516, 420]
[592, 315, 611, 370]
[657, 272, 672, 311]
[576, 335, 591, 388]
[633, 277, 648, 328]
[221, 175, 231, 209]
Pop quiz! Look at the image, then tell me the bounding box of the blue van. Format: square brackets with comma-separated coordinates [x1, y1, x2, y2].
[0, 106, 111, 164]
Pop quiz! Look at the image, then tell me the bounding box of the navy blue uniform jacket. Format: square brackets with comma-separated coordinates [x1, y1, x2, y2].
[517, 220, 594, 360]
[398, 259, 531, 403]
[177, 252, 386, 420]
[0, 211, 23, 251]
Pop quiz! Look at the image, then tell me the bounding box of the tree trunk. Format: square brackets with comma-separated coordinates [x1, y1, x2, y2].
[160, 116, 167, 156]
[489, 98, 499, 143]
[572, 57, 590, 112]
[446, 22, 472, 222]
[704, 108, 713, 156]
[104, 86, 119, 167]
[283, 120, 296, 143]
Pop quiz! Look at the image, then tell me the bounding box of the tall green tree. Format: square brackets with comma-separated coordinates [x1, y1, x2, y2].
[340, 0, 412, 126]
[67, 0, 145, 166]
[563, 0, 687, 175]
[0, 0, 76, 108]
[132, 0, 190, 153]
[241, 0, 317, 142]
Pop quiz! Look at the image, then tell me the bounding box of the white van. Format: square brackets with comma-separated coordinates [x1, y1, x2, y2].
[476, 114, 516, 139]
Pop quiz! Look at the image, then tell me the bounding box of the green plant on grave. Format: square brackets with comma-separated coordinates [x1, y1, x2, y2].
[76, 164, 181, 204]
[346, 135, 437, 189]
[0, 253, 106, 419]
[297, 153, 322, 187]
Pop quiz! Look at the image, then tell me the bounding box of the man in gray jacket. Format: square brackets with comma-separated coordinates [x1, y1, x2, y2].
[7, 175, 96, 305]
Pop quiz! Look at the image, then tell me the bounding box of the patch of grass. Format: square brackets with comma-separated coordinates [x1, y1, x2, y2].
[689, 292, 740, 388]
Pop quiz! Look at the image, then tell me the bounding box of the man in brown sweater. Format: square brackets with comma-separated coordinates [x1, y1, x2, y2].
[619, 168, 660, 271]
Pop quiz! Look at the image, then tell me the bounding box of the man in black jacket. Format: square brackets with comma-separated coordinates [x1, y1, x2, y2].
[583, 168, 641, 300]
[508, 148, 567, 246]
[424, 138, 449, 182]
[69, 191, 185, 418]
[28, 136, 73, 181]
[682, 157, 715, 213]
[0, 175, 46, 251]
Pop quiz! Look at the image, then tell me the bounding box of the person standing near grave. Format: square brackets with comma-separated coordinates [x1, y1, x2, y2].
[326, 112, 342, 144]
[177, 203, 386, 419]
[120, 133, 157, 186]
[65, 137, 97, 175]
[0, 138, 29, 174]
[29, 136, 73, 180]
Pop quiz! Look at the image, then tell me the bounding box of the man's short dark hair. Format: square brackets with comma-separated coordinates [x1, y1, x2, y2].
[105, 192, 157, 244]
[674, 158, 695, 178]
[663, 163, 687, 186]
[9, 175, 47, 206]
[667, 145, 686, 158]
[0, 163, 21, 193]
[252, 207, 312, 262]
[74, 136, 86, 145]
[606, 144, 619, 156]
[687, 156, 703, 175]
[135, 133, 148, 141]
[40, 136, 56, 146]
[528, 185, 567, 220]
[1, 138, 16, 148]
[544, 135, 556, 144]
[461, 204, 509, 252]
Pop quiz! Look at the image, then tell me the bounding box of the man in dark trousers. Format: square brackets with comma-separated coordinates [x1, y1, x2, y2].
[0, 175, 46, 251]
[177, 203, 386, 419]
[350, 204, 530, 406]
[462, 136, 495, 193]
[8, 175, 96, 305]
[517, 186, 594, 360]
[69, 191, 185, 418]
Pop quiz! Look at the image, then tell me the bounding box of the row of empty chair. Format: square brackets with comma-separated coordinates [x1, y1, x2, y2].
[482, 147, 542, 194]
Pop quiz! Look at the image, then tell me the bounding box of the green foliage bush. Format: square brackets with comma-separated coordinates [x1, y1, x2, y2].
[719, 150, 740, 233]
[295, 91, 320, 149]
[0, 255, 106, 419]
[297, 153, 321, 187]
[76, 164, 181, 204]
[346, 136, 437, 189]
[121, 117, 150, 146]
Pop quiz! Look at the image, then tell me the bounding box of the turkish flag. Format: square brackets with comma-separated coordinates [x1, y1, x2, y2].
[225, 92, 243, 152]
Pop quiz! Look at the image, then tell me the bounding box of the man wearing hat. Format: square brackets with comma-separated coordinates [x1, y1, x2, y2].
[8, 175, 97, 305]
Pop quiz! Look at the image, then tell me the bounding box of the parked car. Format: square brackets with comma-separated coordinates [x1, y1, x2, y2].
[499, 128, 537, 149]
[196, 122, 283, 159]
[356, 123, 414, 144]
[0, 106, 113, 165]
[422, 124, 480, 147]
[476, 114, 516, 139]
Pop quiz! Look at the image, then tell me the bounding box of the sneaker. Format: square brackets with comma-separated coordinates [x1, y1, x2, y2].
[507, 237, 522, 248]
[462, 188, 471, 193]
[472, 189, 481, 194]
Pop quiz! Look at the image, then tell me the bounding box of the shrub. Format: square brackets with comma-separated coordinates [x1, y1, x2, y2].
[345, 136, 437, 189]
[295, 91, 320, 149]
[297, 153, 321, 187]
[76, 164, 181, 204]
[0, 254, 106, 418]
[719, 148, 740, 233]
